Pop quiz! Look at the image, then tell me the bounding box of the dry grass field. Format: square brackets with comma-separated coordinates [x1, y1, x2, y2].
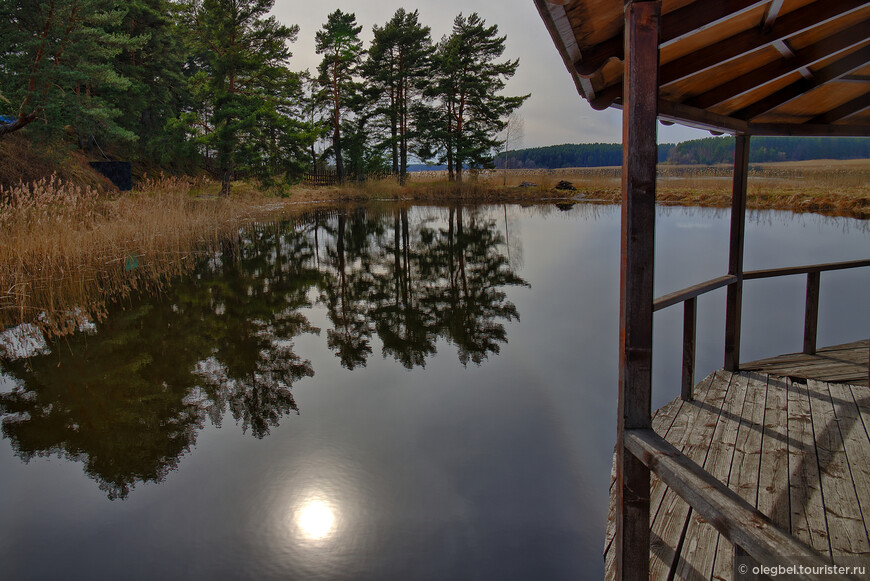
[444, 159, 870, 216]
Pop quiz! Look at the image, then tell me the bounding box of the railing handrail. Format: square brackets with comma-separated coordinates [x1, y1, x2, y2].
[625, 428, 849, 580]
[654, 274, 737, 312]
[744, 258, 870, 280]
[653, 258, 869, 401]
[654, 259, 870, 312]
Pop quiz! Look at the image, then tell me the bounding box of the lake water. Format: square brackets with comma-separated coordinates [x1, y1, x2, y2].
[0, 203, 867, 580]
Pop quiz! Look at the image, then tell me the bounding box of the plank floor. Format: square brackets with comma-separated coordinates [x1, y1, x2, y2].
[741, 340, 869, 387]
[605, 340, 870, 580]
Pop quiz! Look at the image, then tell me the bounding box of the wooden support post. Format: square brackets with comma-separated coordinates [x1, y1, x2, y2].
[617, 1, 660, 580]
[682, 297, 697, 401]
[803, 271, 820, 354]
[725, 134, 750, 372]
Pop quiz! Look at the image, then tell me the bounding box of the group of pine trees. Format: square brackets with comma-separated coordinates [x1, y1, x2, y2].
[0, 1, 528, 193]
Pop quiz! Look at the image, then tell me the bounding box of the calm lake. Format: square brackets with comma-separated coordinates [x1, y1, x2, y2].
[1, 203, 868, 580]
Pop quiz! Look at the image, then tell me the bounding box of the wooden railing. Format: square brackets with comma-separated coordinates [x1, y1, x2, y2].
[303, 169, 396, 186]
[633, 259, 869, 578]
[744, 259, 870, 355]
[654, 259, 870, 402]
[625, 429, 836, 580]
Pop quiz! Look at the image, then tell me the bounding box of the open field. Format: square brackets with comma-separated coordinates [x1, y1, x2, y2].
[434, 159, 870, 217]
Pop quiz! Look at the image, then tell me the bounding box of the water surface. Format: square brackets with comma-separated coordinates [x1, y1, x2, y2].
[1, 203, 867, 580]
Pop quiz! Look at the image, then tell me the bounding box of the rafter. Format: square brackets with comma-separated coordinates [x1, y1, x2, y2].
[731, 43, 870, 120]
[590, 3, 870, 111]
[684, 18, 870, 109]
[574, 0, 769, 76]
[806, 91, 870, 123]
[660, 0, 868, 86]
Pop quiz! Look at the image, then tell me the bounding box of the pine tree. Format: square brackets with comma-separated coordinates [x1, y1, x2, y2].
[0, 0, 143, 143]
[418, 13, 529, 182]
[315, 10, 364, 183]
[365, 9, 433, 184]
[184, 0, 299, 195]
[108, 0, 190, 165]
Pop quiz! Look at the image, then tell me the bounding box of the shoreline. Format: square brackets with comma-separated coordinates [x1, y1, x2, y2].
[1, 168, 867, 342]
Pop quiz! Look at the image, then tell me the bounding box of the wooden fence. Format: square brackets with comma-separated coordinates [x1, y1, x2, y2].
[303, 169, 396, 186]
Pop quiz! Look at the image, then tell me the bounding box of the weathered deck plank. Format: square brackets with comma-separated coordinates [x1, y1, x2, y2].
[674, 371, 746, 580]
[605, 349, 870, 580]
[707, 373, 769, 580]
[757, 375, 791, 529]
[786, 379, 831, 558]
[742, 340, 869, 386]
[807, 378, 870, 560]
[649, 371, 731, 579]
[826, 381, 870, 550]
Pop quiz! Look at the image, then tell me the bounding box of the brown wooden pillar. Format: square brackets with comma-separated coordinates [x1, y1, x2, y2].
[724, 134, 750, 372]
[617, 1, 660, 579]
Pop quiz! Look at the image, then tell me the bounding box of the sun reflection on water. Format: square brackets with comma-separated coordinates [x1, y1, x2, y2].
[296, 498, 336, 540]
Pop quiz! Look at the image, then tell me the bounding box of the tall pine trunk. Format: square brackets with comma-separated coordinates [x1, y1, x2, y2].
[333, 118, 344, 182]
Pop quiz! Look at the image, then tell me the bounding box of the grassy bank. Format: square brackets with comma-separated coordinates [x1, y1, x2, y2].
[1, 159, 868, 341]
[479, 161, 870, 218]
[0, 173, 563, 339]
[0, 175, 289, 337]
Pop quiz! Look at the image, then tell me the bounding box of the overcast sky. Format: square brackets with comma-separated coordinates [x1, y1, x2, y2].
[272, 0, 712, 148]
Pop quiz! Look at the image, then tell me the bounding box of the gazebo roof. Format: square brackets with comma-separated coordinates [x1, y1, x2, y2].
[534, 0, 870, 136]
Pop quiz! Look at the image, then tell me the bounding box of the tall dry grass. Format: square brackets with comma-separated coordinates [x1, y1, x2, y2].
[0, 174, 276, 337]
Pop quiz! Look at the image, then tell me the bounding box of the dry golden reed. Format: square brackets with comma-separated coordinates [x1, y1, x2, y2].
[0, 174, 273, 337]
[1, 159, 866, 339]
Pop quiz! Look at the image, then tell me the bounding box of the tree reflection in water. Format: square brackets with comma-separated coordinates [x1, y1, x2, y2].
[0, 205, 527, 498]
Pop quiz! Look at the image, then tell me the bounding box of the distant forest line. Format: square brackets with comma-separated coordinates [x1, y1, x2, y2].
[493, 137, 870, 169]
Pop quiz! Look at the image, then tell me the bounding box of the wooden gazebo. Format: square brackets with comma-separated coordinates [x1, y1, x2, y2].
[533, 1, 870, 579]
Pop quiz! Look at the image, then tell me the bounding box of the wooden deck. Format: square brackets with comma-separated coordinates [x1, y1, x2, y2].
[742, 340, 869, 387]
[605, 340, 870, 580]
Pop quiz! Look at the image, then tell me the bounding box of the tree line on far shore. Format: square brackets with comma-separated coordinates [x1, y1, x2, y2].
[496, 137, 870, 169]
[0, 1, 528, 193]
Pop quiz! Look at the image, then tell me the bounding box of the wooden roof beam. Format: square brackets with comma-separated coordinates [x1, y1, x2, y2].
[657, 100, 749, 134]
[684, 18, 870, 109]
[590, 1, 870, 111]
[749, 121, 870, 135]
[806, 91, 870, 123]
[660, 0, 869, 86]
[732, 43, 870, 120]
[574, 0, 769, 76]
[535, 1, 598, 100]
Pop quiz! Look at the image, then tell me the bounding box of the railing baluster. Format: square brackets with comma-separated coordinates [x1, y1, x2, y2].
[804, 271, 820, 355]
[682, 297, 697, 401]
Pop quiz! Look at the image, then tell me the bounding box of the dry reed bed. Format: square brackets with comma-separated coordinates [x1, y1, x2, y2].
[1, 162, 866, 340]
[0, 175, 565, 340]
[0, 175, 291, 337]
